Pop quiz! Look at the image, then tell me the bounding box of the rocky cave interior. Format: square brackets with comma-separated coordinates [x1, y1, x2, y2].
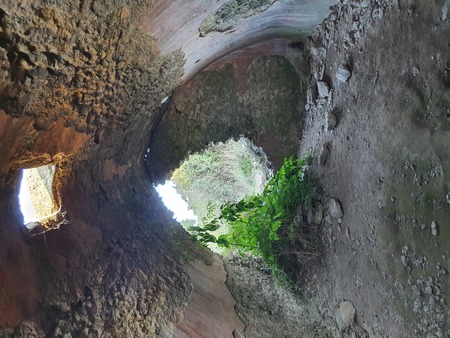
[0, 0, 449, 337]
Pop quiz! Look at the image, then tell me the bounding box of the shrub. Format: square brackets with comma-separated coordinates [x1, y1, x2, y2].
[190, 154, 319, 269]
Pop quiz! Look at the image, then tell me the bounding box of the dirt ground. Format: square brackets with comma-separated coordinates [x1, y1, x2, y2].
[299, 0, 450, 337]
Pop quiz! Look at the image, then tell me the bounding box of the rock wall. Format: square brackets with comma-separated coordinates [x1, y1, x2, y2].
[143, 0, 337, 81]
[224, 253, 336, 338]
[174, 256, 245, 338]
[0, 0, 339, 336]
[147, 54, 305, 182]
[0, 0, 190, 336]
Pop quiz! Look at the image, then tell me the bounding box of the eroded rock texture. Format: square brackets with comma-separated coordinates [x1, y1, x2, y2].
[0, 0, 189, 336]
[224, 254, 336, 337]
[147, 54, 305, 181]
[0, 0, 336, 336]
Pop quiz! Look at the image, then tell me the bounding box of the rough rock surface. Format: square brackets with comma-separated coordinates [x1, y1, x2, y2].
[336, 301, 356, 332]
[174, 256, 245, 338]
[0, 0, 188, 335]
[328, 197, 344, 219]
[147, 54, 305, 181]
[1, 0, 449, 336]
[300, 0, 450, 337]
[0, 0, 333, 334]
[143, 0, 337, 81]
[224, 253, 337, 337]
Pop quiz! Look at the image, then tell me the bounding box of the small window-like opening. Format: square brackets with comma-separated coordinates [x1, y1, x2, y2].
[18, 164, 65, 232]
[155, 137, 272, 253]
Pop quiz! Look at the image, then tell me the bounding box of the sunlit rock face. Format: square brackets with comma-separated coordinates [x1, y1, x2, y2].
[0, 0, 335, 336]
[143, 0, 337, 81]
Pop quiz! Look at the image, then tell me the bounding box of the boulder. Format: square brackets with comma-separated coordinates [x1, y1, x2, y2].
[328, 198, 344, 218]
[336, 301, 355, 332]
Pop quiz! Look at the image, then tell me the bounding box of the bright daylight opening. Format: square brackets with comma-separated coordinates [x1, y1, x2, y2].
[18, 164, 58, 228]
[155, 180, 198, 224]
[155, 137, 272, 252]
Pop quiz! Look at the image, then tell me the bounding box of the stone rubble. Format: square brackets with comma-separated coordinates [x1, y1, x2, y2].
[301, 0, 449, 336]
[402, 245, 448, 337]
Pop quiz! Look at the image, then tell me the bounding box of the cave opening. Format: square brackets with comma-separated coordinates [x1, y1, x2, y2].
[155, 137, 272, 253]
[17, 164, 66, 233]
[18, 165, 57, 226]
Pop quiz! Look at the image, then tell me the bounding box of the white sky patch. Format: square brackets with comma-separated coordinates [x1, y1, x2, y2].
[155, 180, 198, 223]
[18, 170, 38, 224]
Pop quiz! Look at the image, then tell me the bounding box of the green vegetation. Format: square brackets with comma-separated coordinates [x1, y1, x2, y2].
[190, 154, 319, 272]
[172, 138, 271, 231]
[170, 139, 319, 282]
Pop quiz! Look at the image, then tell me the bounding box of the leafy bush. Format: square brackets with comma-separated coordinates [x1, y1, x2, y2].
[190, 154, 318, 268]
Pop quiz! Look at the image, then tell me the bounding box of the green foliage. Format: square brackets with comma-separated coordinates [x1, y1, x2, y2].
[191, 154, 317, 268]
[172, 138, 271, 230]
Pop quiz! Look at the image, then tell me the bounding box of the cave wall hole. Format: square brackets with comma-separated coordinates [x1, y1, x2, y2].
[146, 54, 307, 187]
[155, 137, 273, 253]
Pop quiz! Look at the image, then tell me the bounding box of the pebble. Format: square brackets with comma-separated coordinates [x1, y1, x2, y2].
[317, 81, 330, 98]
[319, 142, 331, 166]
[410, 66, 421, 77]
[328, 198, 344, 218]
[336, 63, 352, 83]
[328, 111, 338, 130]
[327, 112, 338, 130]
[431, 221, 438, 236]
[429, 296, 436, 306]
[306, 87, 314, 104]
[425, 286, 433, 294]
[401, 255, 408, 267]
[412, 285, 421, 296]
[315, 202, 324, 225]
